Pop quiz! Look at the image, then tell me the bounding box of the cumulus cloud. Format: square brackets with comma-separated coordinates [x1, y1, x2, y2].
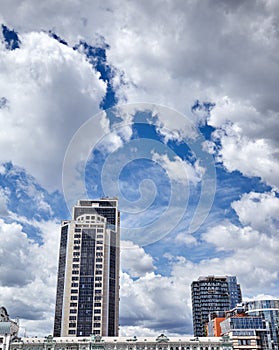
[0, 218, 60, 335]
[120, 241, 155, 278]
[120, 271, 190, 335]
[0, 220, 36, 287]
[209, 97, 279, 189]
[152, 152, 203, 186]
[0, 31, 105, 191]
[1, 1, 278, 192]
[174, 233, 198, 247]
[201, 190, 279, 293]
[231, 191, 279, 233]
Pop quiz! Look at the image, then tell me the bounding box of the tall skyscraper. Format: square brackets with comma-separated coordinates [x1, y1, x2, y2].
[53, 199, 120, 337]
[191, 275, 242, 337]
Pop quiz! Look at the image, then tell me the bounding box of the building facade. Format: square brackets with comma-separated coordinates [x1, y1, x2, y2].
[0, 307, 19, 350]
[244, 299, 279, 350]
[10, 334, 233, 350]
[53, 199, 120, 338]
[220, 311, 266, 350]
[207, 312, 226, 337]
[191, 276, 242, 337]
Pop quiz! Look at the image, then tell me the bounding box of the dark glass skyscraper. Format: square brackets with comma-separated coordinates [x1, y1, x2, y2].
[53, 199, 120, 337]
[191, 275, 242, 337]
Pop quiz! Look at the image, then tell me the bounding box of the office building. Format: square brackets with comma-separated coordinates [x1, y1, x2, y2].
[219, 306, 266, 350]
[244, 299, 279, 350]
[53, 199, 120, 337]
[191, 275, 242, 337]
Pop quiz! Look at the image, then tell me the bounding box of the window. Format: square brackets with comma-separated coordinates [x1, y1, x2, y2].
[68, 330, 75, 335]
[73, 252, 80, 256]
[96, 264, 102, 269]
[94, 303, 102, 307]
[94, 323, 101, 328]
[70, 309, 77, 314]
[238, 339, 251, 346]
[96, 246, 103, 250]
[70, 302, 77, 307]
[74, 240, 80, 244]
[96, 258, 102, 262]
[72, 264, 79, 269]
[69, 323, 76, 328]
[97, 235, 103, 238]
[73, 246, 80, 250]
[71, 289, 78, 294]
[94, 316, 101, 320]
[71, 296, 78, 300]
[95, 283, 102, 288]
[69, 316, 76, 320]
[73, 258, 79, 262]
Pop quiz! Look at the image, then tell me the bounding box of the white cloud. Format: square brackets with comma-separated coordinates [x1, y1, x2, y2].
[231, 191, 279, 233]
[0, 164, 6, 175]
[174, 233, 198, 247]
[200, 190, 279, 293]
[120, 240, 155, 278]
[120, 271, 191, 334]
[152, 152, 203, 186]
[209, 97, 279, 190]
[0, 220, 36, 287]
[0, 218, 60, 336]
[0, 31, 105, 191]
[0, 187, 9, 216]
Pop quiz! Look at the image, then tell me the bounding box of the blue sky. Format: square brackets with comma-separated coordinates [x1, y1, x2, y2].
[0, 0, 279, 338]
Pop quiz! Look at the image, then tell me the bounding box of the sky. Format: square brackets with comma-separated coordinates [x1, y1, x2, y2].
[0, 0, 279, 338]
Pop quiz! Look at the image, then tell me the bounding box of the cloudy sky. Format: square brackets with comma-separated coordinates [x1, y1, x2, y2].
[0, 0, 279, 338]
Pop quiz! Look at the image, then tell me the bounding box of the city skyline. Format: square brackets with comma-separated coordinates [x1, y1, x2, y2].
[0, 0, 278, 338]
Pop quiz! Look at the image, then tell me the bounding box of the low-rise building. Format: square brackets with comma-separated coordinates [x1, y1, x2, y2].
[207, 312, 226, 337]
[219, 306, 267, 350]
[10, 334, 233, 350]
[0, 307, 19, 350]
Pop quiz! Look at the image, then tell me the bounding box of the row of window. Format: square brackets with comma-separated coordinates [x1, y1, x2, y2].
[77, 215, 105, 222]
[73, 245, 103, 251]
[237, 339, 251, 345]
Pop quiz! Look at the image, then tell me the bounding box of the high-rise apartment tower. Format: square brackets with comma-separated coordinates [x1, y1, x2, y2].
[191, 275, 242, 337]
[53, 199, 120, 337]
